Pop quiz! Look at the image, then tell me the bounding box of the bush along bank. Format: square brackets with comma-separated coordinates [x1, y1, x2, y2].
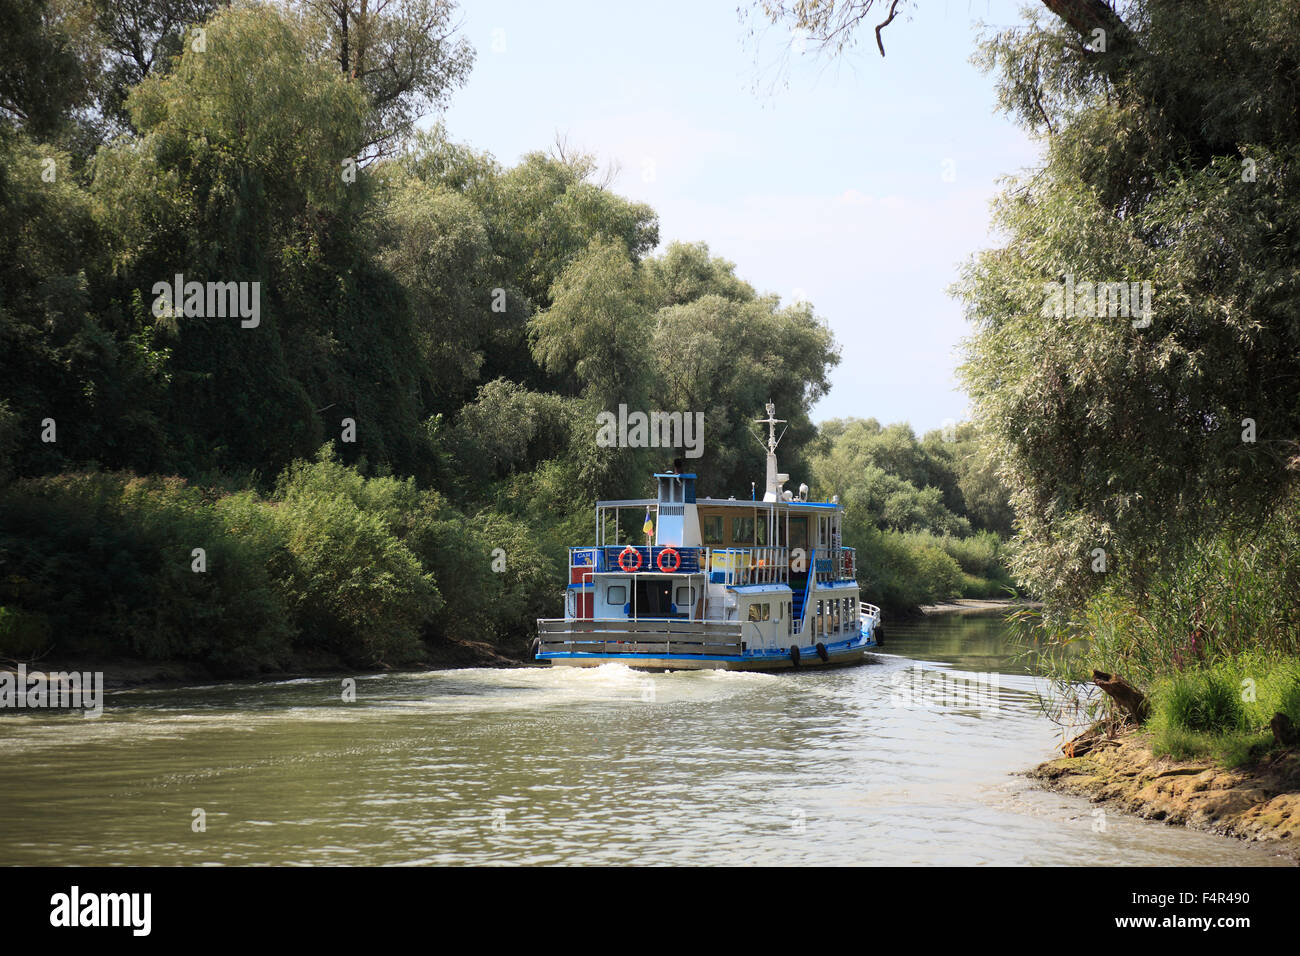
[0, 448, 556, 678]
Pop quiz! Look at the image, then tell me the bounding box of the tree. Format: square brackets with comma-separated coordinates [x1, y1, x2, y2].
[957, 0, 1300, 608]
[649, 282, 838, 496]
[529, 238, 655, 411]
[297, 0, 474, 158]
[748, 0, 908, 57]
[90, 3, 429, 476]
[0, 0, 91, 140]
[487, 150, 659, 310]
[375, 173, 491, 410]
[87, 0, 221, 136]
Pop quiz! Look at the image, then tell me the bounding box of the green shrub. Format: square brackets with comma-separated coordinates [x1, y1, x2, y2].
[852, 527, 965, 615]
[1147, 656, 1300, 765]
[271, 451, 439, 666]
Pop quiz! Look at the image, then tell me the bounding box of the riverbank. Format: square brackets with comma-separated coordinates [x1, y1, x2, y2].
[918, 598, 1036, 615]
[1030, 730, 1300, 861]
[1, 636, 522, 692]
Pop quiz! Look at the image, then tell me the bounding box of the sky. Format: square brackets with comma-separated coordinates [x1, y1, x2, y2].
[438, 0, 1043, 433]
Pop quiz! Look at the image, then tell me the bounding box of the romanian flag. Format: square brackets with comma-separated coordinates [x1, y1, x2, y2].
[643, 508, 654, 537]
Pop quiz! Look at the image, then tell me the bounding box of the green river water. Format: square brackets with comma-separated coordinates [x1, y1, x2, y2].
[0, 612, 1290, 865]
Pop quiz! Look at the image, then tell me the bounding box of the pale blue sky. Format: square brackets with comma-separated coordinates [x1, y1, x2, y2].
[439, 0, 1042, 433]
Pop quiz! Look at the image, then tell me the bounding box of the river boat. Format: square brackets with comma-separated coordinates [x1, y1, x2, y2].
[534, 405, 882, 670]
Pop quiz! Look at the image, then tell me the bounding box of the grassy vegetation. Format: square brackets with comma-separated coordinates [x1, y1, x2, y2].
[1147, 655, 1300, 767]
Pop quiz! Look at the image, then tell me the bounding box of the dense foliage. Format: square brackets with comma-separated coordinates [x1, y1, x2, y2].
[1, 1, 891, 670]
[811, 419, 1015, 613]
[954, 0, 1300, 736]
[751, 0, 1300, 751]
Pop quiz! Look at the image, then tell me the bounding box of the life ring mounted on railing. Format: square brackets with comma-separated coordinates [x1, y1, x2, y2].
[618, 546, 643, 573]
[656, 546, 681, 573]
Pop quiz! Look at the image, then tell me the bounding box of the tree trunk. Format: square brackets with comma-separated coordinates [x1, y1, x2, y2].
[1092, 670, 1149, 723]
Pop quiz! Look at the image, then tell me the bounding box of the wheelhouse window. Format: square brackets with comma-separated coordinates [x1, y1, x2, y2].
[787, 516, 808, 551]
[762, 603, 771, 621]
[701, 514, 724, 545]
[748, 603, 762, 622]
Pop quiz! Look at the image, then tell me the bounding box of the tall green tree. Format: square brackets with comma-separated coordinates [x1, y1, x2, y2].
[297, 0, 473, 158]
[957, 0, 1300, 609]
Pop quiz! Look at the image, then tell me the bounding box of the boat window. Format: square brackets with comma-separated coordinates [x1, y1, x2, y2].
[700, 514, 724, 544]
[675, 586, 692, 606]
[731, 516, 754, 545]
[748, 603, 761, 623]
[607, 585, 626, 604]
[761, 603, 771, 621]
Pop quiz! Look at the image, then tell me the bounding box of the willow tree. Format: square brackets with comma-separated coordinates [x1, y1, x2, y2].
[956, 1, 1300, 609]
[296, 0, 474, 158]
[750, 0, 1300, 613]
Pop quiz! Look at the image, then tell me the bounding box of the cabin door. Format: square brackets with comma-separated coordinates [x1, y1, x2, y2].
[633, 578, 677, 618]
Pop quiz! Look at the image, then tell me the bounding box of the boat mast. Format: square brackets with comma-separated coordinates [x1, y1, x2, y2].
[754, 403, 789, 557]
[755, 402, 788, 503]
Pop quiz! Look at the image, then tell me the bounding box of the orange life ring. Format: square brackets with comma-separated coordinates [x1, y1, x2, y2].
[656, 546, 681, 573]
[618, 546, 643, 573]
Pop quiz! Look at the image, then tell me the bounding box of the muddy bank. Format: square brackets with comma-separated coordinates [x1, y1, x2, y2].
[1, 636, 527, 692]
[1030, 731, 1300, 861]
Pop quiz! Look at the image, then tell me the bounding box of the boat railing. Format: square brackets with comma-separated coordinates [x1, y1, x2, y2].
[570, 545, 710, 575]
[840, 546, 857, 580]
[707, 546, 788, 587]
[860, 601, 882, 628]
[536, 618, 746, 658]
[570, 545, 790, 587]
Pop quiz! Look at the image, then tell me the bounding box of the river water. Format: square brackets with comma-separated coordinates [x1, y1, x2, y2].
[0, 612, 1289, 865]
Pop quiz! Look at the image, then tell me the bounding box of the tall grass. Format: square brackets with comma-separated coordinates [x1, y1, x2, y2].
[1146, 654, 1300, 766]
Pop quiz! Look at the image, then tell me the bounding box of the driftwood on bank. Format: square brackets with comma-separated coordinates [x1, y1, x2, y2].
[1092, 670, 1150, 723]
[1062, 724, 1106, 757]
